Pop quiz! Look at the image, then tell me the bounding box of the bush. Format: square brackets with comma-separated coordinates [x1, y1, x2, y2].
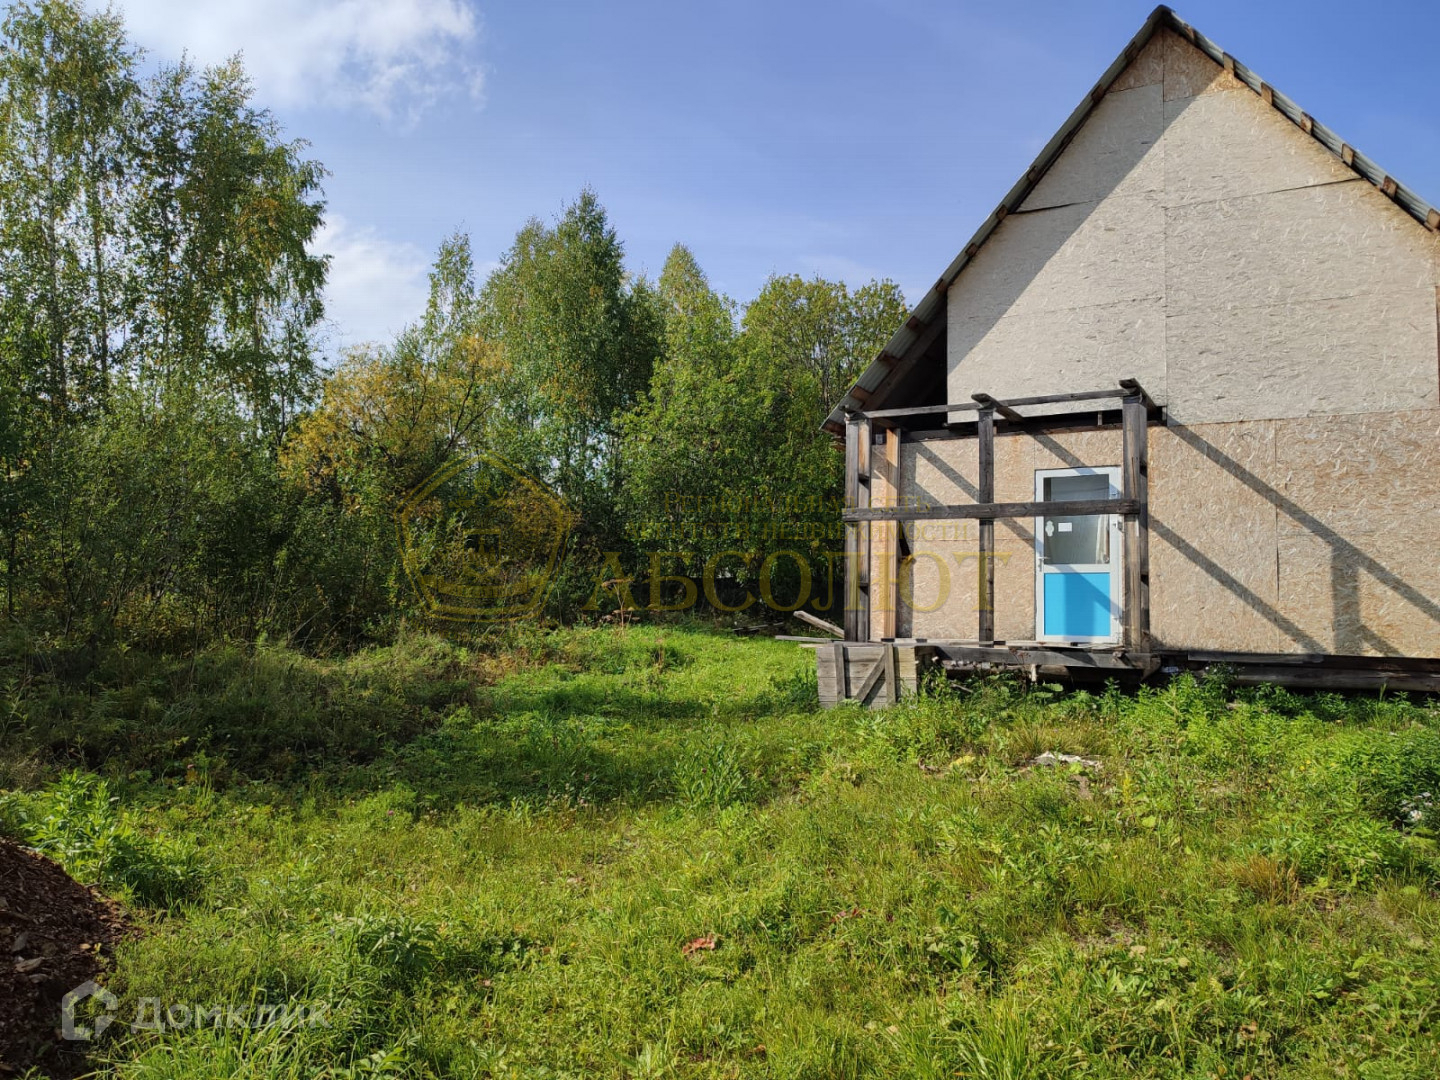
[1, 771, 206, 906]
[1251, 812, 1424, 889]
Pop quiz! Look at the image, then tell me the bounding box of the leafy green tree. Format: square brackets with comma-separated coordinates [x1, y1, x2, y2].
[19, 384, 290, 641]
[284, 233, 504, 502]
[127, 57, 326, 435]
[0, 0, 138, 421]
[0, 1, 910, 644]
[619, 255, 909, 614]
[280, 234, 517, 638]
[0, 1, 329, 642]
[474, 191, 662, 617]
[480, 190, 661, 545]
[742, 273, 908, 420]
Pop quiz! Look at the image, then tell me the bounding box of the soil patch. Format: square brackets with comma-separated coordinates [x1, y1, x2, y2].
[0, 839, 131, 1077]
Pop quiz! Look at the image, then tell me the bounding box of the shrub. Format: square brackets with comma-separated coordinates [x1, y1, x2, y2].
[1, 771, 205, 906]
[1252, 812, 1423, 889]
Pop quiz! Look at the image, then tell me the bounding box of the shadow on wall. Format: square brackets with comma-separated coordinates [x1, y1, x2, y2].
[944, 82, 1173, 409]
[908, 440, 1032, 543]
[895, 423, 1440, 657]
[1027, 425, 1439, 656]
[1163, 425, 1440, 657]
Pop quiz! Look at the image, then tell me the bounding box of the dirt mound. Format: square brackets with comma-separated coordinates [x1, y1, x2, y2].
[0, 839, 131, 1077]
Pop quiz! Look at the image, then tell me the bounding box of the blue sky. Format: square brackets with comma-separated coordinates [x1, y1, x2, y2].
[109, 0, 1440, 354]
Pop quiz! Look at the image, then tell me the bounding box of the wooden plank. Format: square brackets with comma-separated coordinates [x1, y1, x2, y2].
[907, 413, 1131, 442]
[977, 407, 995, 647]
[833, 642, 847, 702]
[851, 652, 886, 705]
[794, 610, 844, 638]
[883, 644, 898, 704]
[1122, 394, 1149, 650]
[972, 393, 1024, 422]
[1219, 666, 1440, 693]
[1135, 396, 1150, 649]
[873, 427, 902, 640]
[856, 417, 872, 640]
[1117, 378, 1157, 412]
[1172, 650, 1440, 674]
[843, 420, 862, 641]
[844, 498, 1139, 523]
[861, 388, 1124, 421]
[816, 646, 837, 708]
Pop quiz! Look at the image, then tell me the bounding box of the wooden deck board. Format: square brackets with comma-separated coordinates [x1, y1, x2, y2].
[812, 637, 1440, 703]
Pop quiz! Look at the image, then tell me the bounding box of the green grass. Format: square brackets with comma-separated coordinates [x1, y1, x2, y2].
[3, 625, 1440, 1078]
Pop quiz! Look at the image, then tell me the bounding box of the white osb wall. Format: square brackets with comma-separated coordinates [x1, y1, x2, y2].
[888, 411, 1440, 656]
[887, 28, 1440, 656]
[945, 27, 1440, 423]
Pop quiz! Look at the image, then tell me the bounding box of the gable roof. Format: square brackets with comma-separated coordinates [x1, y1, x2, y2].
[822, 4, 1440, 435]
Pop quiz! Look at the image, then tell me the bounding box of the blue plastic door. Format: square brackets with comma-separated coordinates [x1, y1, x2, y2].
[1035, 469, 1121, 642]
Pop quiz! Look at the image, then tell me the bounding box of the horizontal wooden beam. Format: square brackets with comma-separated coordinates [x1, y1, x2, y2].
[863, 401, 980, 421]
[862, 387, 1127, 422]
[1218, 666, 1440, 693]
[906, 413, 1138, 442]
[844, 497, 1139, 522]
[937, 645, 1139, 670]
[972, 392, 1024, 422]
[1177, 650, 1440, 674]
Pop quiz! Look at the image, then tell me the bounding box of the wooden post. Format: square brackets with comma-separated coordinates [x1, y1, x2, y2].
[1122, 394, 1150, 650]
[977, 406, 996, 646]
[857, 417, 872, 641]
[843, 417, 862, 641]
[872, 427, 902, 640]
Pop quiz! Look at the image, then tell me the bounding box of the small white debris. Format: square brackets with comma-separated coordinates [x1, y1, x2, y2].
[1401, 792, 1433, 827]
[1030, 751, 1102, 771]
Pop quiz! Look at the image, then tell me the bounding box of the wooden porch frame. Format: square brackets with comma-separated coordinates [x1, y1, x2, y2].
[840, 378, 1155, 652]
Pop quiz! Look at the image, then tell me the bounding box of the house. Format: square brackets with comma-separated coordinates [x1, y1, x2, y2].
[818, 6, 1440, 704]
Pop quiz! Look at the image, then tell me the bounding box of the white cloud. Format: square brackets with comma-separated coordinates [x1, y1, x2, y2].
[113, 0, 483, 120]
[314, 215, 432, 351]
